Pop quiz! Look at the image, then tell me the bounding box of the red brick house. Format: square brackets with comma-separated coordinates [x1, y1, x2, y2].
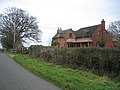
[52, 19, 117, 48]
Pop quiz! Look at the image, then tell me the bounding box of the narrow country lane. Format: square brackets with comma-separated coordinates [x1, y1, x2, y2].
[0, 54, 61, 90]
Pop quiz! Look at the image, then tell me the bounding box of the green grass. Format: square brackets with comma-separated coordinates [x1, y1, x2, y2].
[14, 54, 120, 90]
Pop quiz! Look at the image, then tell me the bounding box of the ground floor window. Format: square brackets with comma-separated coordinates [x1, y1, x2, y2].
[81, 42, 89, 47]
[75, 43, 80, 47]
[57, 43, 60, 48]
[68, 43, 75, 47]
[68, 42, 91, 47]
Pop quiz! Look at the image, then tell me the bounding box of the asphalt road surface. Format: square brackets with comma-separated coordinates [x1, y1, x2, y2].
[0, 54, 61, 90]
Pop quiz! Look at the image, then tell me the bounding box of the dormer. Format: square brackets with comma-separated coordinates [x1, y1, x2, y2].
[82, 29, 89, 37]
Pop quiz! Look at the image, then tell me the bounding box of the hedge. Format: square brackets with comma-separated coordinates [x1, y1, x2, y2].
[28, 45, 120, 77]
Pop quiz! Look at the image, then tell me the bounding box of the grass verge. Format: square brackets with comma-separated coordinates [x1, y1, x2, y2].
[14, 54, 120, 90]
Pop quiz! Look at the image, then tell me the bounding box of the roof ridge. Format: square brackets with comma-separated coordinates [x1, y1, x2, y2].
[62, 28, 72, 31]
[80, 24, 100, 29]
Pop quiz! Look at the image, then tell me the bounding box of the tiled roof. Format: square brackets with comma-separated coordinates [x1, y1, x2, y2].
[53, 29, 72, 39]
[76, 24, 100, 37]
[53, 24, 100, 39]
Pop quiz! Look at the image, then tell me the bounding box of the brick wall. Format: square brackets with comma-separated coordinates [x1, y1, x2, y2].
[57, 38, 66, 47]
[92, 24, 115, 48]
[57, 30, 76, 48]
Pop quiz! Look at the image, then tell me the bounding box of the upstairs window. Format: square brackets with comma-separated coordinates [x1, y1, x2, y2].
[82, 29, 89, 38]
[69, 33, 72, 38]
[97, 32, 100, 36]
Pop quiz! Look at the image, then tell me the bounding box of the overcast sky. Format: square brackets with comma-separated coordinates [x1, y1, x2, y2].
[0, 0, 120, 46]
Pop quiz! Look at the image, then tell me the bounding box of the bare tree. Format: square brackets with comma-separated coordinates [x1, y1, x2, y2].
[107, 20, 120, 47]
[0, 7, 42, 49]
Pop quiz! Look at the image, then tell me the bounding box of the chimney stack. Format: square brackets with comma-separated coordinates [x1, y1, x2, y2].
[101, 19, 105, 31]
[57, 27, 62, 33]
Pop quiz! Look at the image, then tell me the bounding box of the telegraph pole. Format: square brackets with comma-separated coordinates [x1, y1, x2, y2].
[13, 22, 16, 49]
